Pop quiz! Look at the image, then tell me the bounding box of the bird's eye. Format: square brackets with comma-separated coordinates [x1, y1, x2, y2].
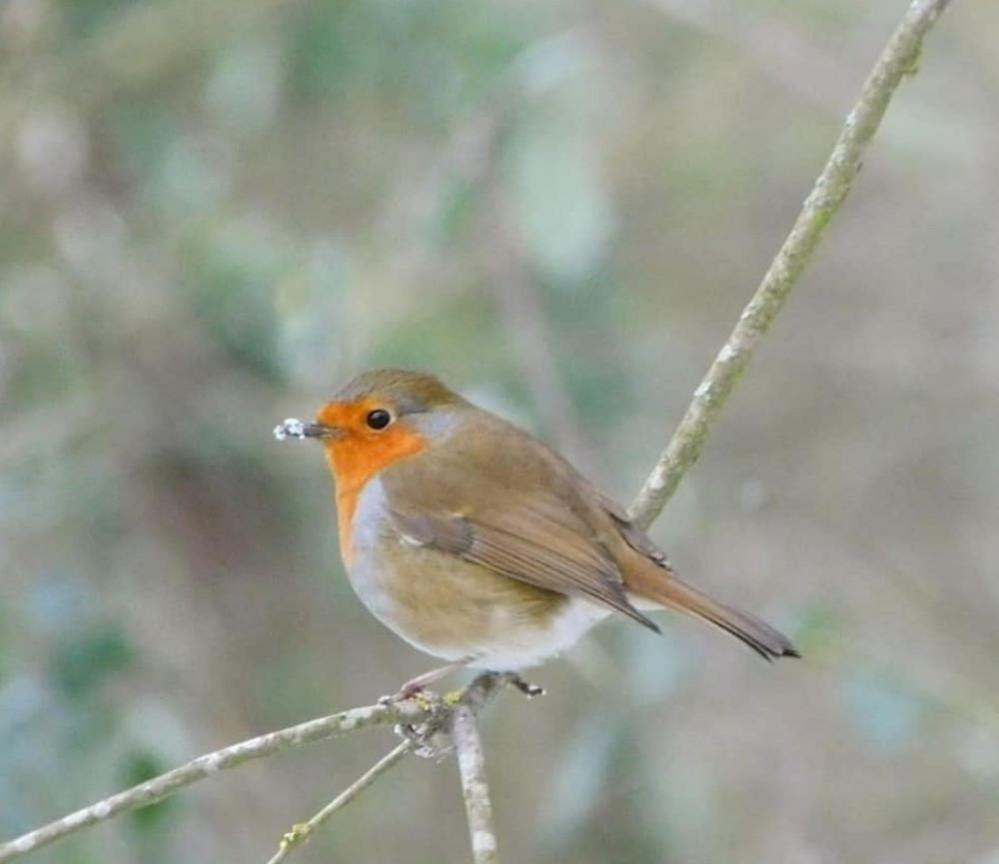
[365, 409, 393, 430]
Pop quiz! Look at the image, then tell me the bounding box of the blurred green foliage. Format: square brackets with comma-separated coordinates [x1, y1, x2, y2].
[51, 624, 133, 698]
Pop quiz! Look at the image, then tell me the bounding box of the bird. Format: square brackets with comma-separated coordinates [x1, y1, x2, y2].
[275, 368, 797, 696]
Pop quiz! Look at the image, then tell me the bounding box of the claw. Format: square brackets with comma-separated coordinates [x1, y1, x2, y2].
[510, 675, 545, 698]
[389, 690, 452, 760]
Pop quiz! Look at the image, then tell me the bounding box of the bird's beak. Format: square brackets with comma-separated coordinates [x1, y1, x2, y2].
[302, 423, 342, 439]
[273, 418, 343, 442]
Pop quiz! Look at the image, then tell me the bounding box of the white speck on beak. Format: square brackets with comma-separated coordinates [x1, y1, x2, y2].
[274, 417, 307, 441]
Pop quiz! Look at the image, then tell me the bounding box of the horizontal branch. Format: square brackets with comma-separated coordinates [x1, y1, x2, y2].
[0, 673, 509, 863]
[628, 0, 954, 529]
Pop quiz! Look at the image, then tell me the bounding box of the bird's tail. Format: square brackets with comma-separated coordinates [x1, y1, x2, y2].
[626, 564, 799, 661]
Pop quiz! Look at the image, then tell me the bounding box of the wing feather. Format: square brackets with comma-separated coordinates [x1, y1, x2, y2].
[381, 431, 659, 632]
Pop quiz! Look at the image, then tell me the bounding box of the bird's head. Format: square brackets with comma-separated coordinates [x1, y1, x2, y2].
[275, 369, 466, 487]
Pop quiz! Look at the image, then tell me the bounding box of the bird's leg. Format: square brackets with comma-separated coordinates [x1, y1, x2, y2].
[509, 674, 545, 698]
[381, 658, 477, 760]
[392, 700, 453, 760]
[390, 657, 475, 702]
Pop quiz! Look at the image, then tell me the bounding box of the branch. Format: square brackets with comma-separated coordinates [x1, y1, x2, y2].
[628, 0, 954, 529]
[267, 672, 510, 863]
[0, 674, 508, 863]
[453, 707, 499, 864]
[266, 741, 413, 864]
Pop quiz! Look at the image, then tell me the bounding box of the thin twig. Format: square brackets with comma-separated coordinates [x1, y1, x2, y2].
[266, 741, 413, 864]
[627, 0, 954, 529]
[0, 675, 507, 863]
[452, 707, 499, 864]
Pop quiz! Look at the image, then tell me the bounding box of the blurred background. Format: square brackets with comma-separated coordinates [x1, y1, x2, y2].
[1, 0, 996, 862]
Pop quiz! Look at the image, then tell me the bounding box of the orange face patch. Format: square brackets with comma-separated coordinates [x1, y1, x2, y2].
[316, 397, 426, 565]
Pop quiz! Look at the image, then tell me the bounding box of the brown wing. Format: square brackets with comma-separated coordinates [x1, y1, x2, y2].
[583, 484, 675, 571]
[379, 416, 659, 632]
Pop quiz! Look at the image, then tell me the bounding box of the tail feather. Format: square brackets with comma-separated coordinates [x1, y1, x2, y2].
[625, 565, 799, 661]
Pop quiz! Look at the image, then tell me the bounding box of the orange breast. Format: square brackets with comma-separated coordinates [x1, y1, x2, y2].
[323, 427, 426, 565]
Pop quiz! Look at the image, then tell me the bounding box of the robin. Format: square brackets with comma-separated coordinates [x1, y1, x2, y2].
[275, 369, 797, 696]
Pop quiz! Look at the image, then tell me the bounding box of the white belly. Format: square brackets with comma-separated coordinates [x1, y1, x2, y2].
[344, 476, 615, 671]
[467, 596, 612, 671]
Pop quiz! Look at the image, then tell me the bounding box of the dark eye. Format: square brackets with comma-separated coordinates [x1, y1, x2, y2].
[365, 409, 392, 430]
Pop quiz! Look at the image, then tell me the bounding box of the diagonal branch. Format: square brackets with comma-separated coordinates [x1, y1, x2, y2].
[0, 674, 509, 863]
[628, 0, 954, 529]
[266, 741, 414, 864]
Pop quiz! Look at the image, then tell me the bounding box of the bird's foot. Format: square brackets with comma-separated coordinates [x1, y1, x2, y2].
[378, 684, 420, 705]
[380, 657, 475, 705]
[389, 689, 453, 760]
[508, 674, 545, 698]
